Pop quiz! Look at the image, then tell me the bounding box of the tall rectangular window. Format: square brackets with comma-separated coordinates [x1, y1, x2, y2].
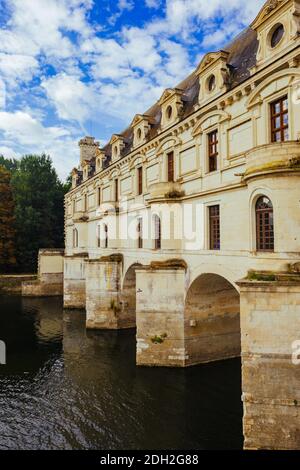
[115, 179, 118, 202]
[138, 167, 143, 195]
[137, 218, 143, 249]
[208, 130, 218, 172]
[167, 152, 174, 182]
[97, 187, 101, 206]
[209, 205, 220, 250]
[271, 96, 288, 143]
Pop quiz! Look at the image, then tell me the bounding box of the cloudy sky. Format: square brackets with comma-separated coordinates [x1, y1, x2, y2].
[0, 0, 265, 179]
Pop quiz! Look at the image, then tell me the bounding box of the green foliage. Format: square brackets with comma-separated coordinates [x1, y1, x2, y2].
[0, 154, 69, 273]
[0, 166, 16, 273]
[151, 333, 168, 344]
[247, 270, 276, 282]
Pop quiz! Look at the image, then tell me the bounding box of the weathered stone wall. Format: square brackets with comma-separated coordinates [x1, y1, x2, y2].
[86, 256, 136, 329]
[85, 258, 122, 329]
[136, 267, 186, 367]
[22, 249, 64, 297]
[239, 279, 300, 450]
[0, 275, 37, 294]
[184, 273, 240, 366]
[64, 255, 86, 308]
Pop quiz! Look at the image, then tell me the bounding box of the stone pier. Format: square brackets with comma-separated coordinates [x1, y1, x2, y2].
[239, 274, 300, 450]
[63, 254, 87, 308]
[136, 262, 187, 367]
[85, 254, 131, 329]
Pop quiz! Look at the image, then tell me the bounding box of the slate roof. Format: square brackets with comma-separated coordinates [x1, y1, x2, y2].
[100, 26, 259, 169]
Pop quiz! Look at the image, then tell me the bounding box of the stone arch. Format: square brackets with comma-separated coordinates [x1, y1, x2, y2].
[184, 272, 241, 365]
[120, 263, 142, 329]
[156, 135, 181, 155]
[246, 68, 300, 109]
[192, 109, 231, 137]
[188, 263, 242, 293]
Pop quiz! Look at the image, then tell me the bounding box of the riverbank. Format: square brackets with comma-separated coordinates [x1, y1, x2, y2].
[0, 275, 37, 294]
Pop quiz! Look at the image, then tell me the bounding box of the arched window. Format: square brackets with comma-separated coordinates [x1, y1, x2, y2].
[97, 225, 101, 248]
[137, 218, 143, 249]
[256, 196, 274, 252]
[153, 215, 161, 250]
[73, 228, 78, 248]
[103, 224, 108, 249]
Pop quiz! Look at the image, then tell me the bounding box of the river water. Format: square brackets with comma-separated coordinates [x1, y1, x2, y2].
[0, 295, 243, 450]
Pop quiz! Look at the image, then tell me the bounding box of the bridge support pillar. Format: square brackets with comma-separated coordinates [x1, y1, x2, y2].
[85, 255, 124, 329]
[136, 264, 187, 367]
[239, 276, 300, 450]
[63, 254, 87, 308]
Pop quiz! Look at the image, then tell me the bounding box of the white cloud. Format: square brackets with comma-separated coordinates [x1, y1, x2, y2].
[0, 110, 79, 178]
[118, 0, 134, 11]
[0, 53, 39, 83]
[145, 0, 161, 8]
[0, 79, 6, 110]
[41, 73, 98, 124]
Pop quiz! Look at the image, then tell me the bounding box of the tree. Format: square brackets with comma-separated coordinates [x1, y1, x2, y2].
[0, 155, 18, 173]
[11, 154, 67, 272]
[0, 165, 16, 273]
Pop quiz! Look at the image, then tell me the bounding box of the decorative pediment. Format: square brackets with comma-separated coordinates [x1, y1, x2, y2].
[131, 114, 154, 127]
[109, 134, 124, 146]
[251, 0, 288, 30]
[158, 88, 183, 106]
[196, 50, 229, 75]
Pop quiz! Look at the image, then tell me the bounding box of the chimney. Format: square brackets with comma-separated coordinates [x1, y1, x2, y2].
[79, 136, 100, 166]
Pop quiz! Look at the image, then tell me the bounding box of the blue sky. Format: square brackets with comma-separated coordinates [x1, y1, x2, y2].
[0, 0, 265, 179]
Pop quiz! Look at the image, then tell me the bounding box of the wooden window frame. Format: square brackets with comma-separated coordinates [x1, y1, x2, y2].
[137, 167, 143, 196]
[167, 151, 174, 183]
[256, 197, 274, 252]
[209, 205, 220, 250]
[154, 215, 161, 250]
[271, 96, 288, 143]
[137, 218, 143, 249]
[208, 130, 218, 173]
[115, 179, 119, 202]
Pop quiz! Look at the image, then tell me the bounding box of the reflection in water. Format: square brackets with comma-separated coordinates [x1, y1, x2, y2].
[0, 296, 243, 450]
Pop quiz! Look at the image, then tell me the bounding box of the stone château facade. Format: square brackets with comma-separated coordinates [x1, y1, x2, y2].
[35, 0, 300, 450]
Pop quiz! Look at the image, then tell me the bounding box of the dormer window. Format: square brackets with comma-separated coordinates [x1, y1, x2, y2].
[196, 51, 230, 104]
[131, 114, 154, 148]
[166, 105, 173, 120]
[250, 0, 297, 72]
[270, 23, 284, 48]
[110, 134, 125, 161]
[207, 75, 216, 92]
[158, 88, 184, 130]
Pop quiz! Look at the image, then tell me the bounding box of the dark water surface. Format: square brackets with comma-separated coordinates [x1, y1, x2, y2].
[0, 296, 243, 450]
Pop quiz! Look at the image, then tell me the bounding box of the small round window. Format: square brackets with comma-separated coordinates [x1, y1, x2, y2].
[270, 24, 284, 48]
[166, 105, 173, 120]
[207, 74, 216, 92]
